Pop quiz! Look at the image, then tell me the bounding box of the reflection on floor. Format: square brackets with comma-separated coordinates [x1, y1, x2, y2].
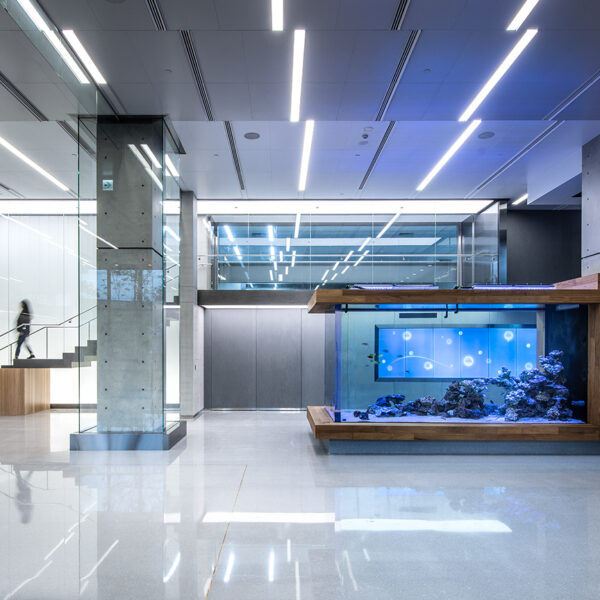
[1, 410, 600, 599]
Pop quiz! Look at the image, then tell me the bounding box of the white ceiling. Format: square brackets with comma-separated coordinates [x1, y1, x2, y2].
[0, 0, 599, 204]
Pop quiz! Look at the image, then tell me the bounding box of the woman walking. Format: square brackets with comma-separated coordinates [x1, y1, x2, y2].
[15, 300, 35, 360]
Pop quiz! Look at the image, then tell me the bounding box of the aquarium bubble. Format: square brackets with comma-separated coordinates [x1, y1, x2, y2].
[446, 338, 453, 345]
[504, 330, 514, 341]
[381, 359, 386, 364]
[424, 361, 433, 370]
[458, 330, 463, 336]
[526, 343, 531, 348]
[408, 351, 414, 356]
[403, 331, 412, 341]
[478, 350, 483, 355]
[463, 355, 474, 367]
[387, 365, 393, 372]
[525, 362, 533, 370]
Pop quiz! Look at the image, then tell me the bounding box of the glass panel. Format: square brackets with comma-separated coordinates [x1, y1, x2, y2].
[333, 303, 587, 424]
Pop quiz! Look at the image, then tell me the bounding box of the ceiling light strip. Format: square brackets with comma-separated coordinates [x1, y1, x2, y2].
[376, 212, 401, 238]
[272, 0, 284, 31]
[416, 120, 481, 192]
[512, 193, 528, 205]
[62, 30, 106, 85]
[298, 120, 315, 191]
[164, 155, 179, 177]
[543, 67, 600, 120]
[294, 213, 301, 238]
[358, 121, 396, 190]
[391, 0, 412, 30]
[141, 144, 162, 169]
[358, 237, 371, 252]
[0, 135, 69, 191]
[459, 29, 537, 122]
[181, 30, 214, 121]
[376, 30, 421, 121]
[290, 29, 306, 122]
[506, 0, 539, 31]
[466, 120, 564, 197]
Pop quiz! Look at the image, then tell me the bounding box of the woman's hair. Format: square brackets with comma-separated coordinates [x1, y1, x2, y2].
[20, 299, 32, 316]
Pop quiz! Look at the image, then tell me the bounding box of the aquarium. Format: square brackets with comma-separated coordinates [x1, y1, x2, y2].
[329, 303, 588, 424]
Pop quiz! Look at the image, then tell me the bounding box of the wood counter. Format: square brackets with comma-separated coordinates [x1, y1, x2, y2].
[0, 369, 50, 415]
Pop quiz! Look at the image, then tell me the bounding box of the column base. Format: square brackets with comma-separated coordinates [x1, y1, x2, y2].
[70, 420, 186, 451]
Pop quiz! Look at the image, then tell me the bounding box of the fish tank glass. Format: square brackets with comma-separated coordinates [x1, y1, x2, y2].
[329, 303, 588, 424]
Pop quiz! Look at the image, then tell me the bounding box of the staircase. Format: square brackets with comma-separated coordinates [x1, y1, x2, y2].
[4, 340, 97, 369]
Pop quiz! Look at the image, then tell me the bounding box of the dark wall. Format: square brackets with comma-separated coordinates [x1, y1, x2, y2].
[503, 209, 581, 285]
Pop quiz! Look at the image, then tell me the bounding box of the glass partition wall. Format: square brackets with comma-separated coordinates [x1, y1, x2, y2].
[208, 203, 499, 290]
[77, 116, 181, 434]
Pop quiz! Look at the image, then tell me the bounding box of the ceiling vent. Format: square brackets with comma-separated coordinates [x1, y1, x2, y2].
[544, 67, 600, 120]
[224, 122, 245, 191]
[144, 0, 167, 31]
[0, 70, 47, 121]
[358, 121, 396, 190]
[181, 30, 214, 121]
[391, 0, 412, 30]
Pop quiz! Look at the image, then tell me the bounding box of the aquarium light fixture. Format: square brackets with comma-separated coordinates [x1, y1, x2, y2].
[129, 144, 163, 190]
[506, 0, 539, 31]
[416, 120, 481, 191]
[272, 0, 284, 31]
[344, 250, 354, 262]
[223, 224, 235, 242]
[291, 250, 297, 267]
[63, 29, 107, 84]
[459, 29, 538, 122]
[268, 224, 275, 241]
[376, 212, 400, 238]
[358, 237, 371, 252]
[0, 134, 69, 192]
[269, 270, 274, 281]
[354, 250, 369, 266]
[294, 213, 301, 237]
[286, 237, 291, 251]
[279, 250, 283, 262]
[290, 30, 306, 122]
[298, 119, 315, 191]
[165, 155, 179, 177]
[342, 265, 350, 274]
[321, 269, 329, 280]
[512, 193, 528, 205]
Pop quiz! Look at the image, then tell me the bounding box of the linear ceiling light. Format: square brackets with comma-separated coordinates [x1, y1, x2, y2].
[291, 251, 296, 267]
[128, 144, 163, 191]
[268, 224, 275, 241]
[270, 270, 274, 281]
[294, 213, 301, 238]
[506, 0, 539, 31]
[321, 269, 329, 281]
[376, 212, 400, 238]
[223, 224, 235, 241]
[270, 245, 276, 260]
[416, 120, 482, 192]
[344, 250, 354, 262]
[354, 250, 369, 266]
[342, 265, 350, 274]
[272, 0, 284, 31]
[62, 30, 106, 84]
[358, 237, 371, 252]
[286, 237, 290, 251]
[16, 1, 89, 84]
[298, 120, 314, 191]
[233, 245, 242, 259]
[140, 144, 161, 169]
[459, 29, 537, 122]
[0, 135, 69, 191]
[164, 155, 179, 177]
[512, 193, 528, 205]
[290, 29, 306, 122]
[274, 262, 278, 271]
[279, 250, 283, 262]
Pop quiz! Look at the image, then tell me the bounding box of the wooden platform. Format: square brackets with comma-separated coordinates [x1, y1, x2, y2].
[307, 406, 600, 442]
[0, 369, 50, 415]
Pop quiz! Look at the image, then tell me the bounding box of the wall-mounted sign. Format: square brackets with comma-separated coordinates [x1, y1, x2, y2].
[102, 179, 114, 191]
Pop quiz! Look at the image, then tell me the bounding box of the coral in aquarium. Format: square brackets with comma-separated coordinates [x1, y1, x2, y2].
[353, 395, 406, 420]
[439, 379, 491, 419]
[490, 350, 572, 421]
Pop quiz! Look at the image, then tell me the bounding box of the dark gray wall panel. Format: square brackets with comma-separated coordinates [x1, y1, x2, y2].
[210, 309, 256, 409]
[204, 308, 212, 408]
[301, 311, 326, 408]
[256, 309, 302, 409]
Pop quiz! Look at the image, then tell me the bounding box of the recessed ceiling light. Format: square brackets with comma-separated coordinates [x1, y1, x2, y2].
[63, 30, 107, 85]
[507, 0, 539, 31]
[416, 120, 481, 192]
[458, 29, 537, 122]
[271, 0, 284, 31]
[478, 131, 495, 139]
[290, 29, 306, 122]
[298, 120, 314, 192]
[0, 135, 69, 191]
[244, 132, 260, 140]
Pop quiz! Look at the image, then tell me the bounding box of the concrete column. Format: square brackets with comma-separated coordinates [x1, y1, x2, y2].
[582, 135, 600, 275]
[96, 117, 164, 433]
[179, 191, 203, 417]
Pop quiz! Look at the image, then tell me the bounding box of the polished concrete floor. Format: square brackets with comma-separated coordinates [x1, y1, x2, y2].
[1, 410, 600, 599]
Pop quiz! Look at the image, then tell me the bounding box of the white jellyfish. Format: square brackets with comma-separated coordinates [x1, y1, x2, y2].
[403, 331, 412, 341]
[503, 330, 514, 342]
[463, 355, 474, 367]
[424, 361, 433, 370]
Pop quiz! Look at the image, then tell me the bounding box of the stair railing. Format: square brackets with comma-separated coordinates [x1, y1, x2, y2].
[0, 306, 97, 363]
